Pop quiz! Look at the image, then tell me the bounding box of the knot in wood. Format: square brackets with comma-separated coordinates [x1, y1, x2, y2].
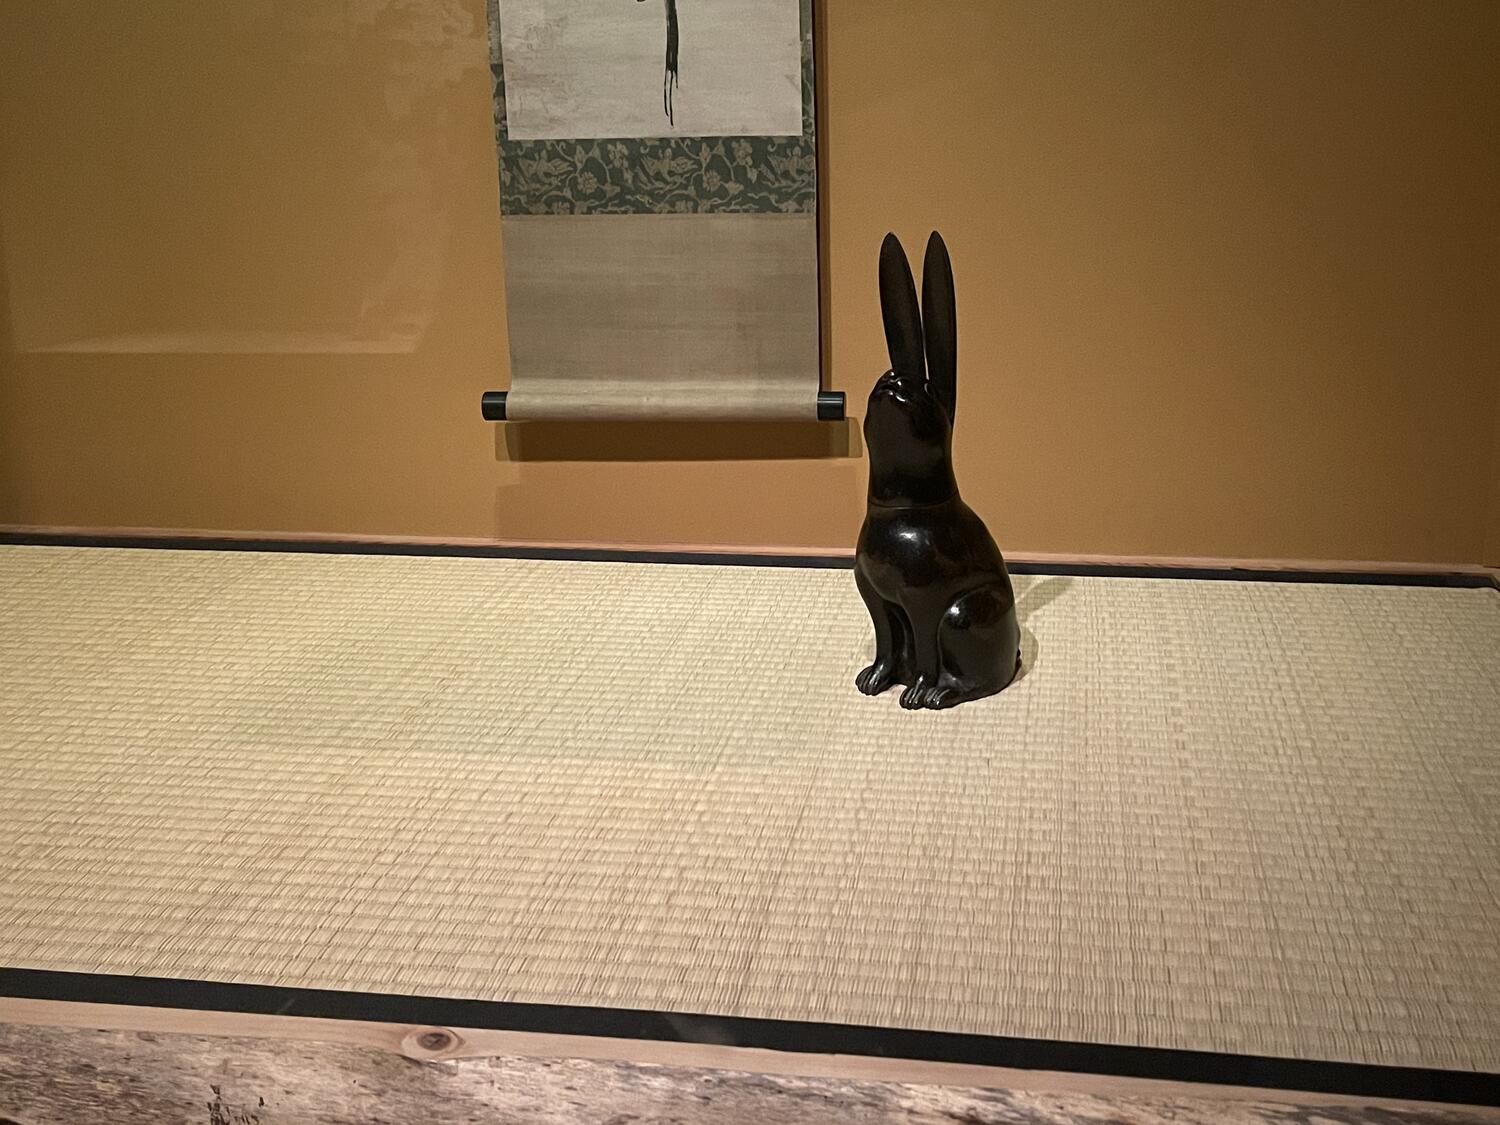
[400, 1026, 463, 1060]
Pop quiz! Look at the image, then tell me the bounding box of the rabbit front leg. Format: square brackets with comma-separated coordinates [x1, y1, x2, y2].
[898, 608, 944, 710]
[855, 567, 912, 695]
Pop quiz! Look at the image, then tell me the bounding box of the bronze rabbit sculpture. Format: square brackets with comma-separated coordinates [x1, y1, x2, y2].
[855, 232, 1021, 709]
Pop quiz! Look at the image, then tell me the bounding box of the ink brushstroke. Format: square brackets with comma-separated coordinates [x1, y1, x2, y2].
[638, 0, 680, 126]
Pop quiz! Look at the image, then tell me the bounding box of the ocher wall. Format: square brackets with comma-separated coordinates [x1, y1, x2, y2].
[2, 1, 1496, 561]
[1489, 406, 1500, 566]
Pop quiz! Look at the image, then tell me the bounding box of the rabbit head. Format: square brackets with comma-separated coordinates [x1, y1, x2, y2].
[865, 232, 960, 507]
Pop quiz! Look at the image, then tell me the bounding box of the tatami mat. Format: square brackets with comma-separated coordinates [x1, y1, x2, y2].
[1, 545, 1497, 1072]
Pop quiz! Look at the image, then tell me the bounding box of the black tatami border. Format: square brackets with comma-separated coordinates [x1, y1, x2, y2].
[0, 969, 1494, 1107]
[1, 531, 1495, 588]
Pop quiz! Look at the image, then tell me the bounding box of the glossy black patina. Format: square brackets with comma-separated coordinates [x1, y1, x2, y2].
[854, 232, 1021, 709]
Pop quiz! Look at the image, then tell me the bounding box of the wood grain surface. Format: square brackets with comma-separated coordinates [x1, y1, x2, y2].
[3, 1020, 1496, 1125]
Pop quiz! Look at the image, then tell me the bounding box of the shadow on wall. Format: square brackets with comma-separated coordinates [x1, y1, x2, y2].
[498, 419, 862, 462]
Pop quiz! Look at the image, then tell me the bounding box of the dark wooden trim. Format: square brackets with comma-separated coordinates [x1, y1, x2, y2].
[2, 530, 1496, 588]
[0, 531, 853, 570]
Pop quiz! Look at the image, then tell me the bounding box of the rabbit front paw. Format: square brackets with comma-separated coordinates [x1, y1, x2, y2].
[899, 676, 940, 710]
[856, 659, 899, 695]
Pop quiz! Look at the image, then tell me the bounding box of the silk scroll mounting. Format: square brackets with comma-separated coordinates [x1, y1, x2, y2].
[486, 0, 821, 421]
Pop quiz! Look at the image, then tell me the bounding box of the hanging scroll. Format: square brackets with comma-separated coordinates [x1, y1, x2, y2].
[486, 0, 821, 420]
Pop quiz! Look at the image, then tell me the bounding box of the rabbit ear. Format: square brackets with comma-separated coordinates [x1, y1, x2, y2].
[921, 231, 956, 423]
[879, 233, 926, 381]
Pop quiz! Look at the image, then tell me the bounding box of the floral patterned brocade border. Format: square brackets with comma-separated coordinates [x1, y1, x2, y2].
[487, 0, 817, 216]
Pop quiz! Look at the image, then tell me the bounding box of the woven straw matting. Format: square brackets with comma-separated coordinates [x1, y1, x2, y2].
[1, 546, 1497, 1071]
